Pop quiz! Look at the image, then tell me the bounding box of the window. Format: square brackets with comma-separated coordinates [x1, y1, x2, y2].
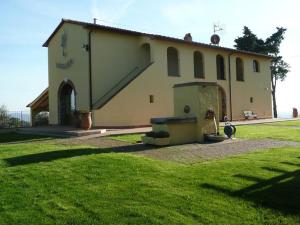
[216, 55, 225, 80]
[149, 95, 154, 103]
[70, 89, 76, 111]
[236, 57, 244, 81]
[140, 43, 151, 66]
[167, 47, 179, 76]
[253, 60, 260, 72]
[194, 51, 204, 78]
[250, 97, 253, 103]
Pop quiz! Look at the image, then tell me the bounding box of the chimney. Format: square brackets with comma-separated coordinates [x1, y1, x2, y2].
[184, 33, 192, 42]
[93, 18, 97, 24]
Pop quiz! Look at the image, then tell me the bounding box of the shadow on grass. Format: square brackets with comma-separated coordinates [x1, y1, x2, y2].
[4, 144, 156, 166]
[0, 132, 55, 144]
[201, 160, 300, 215]
[281, 161, 300, 167]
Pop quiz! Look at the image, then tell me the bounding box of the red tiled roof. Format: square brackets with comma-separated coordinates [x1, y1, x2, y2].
[43, 18, 272, 59]
[27, 88, 49, 108]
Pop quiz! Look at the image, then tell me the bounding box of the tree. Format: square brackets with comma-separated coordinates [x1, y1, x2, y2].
[235, 27, 267, 54]
[234, 26, 290, 118]
[0, 105, 9, 128]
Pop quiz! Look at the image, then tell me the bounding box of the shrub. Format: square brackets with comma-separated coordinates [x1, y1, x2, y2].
[34, 112, 49, 126]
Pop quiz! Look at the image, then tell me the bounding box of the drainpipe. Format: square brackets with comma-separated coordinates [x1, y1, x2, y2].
[88, 30, 93, 111]
[228, 52, 234, 121]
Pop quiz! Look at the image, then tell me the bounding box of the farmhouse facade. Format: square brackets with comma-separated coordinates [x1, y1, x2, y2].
[29, 19, 273, 127]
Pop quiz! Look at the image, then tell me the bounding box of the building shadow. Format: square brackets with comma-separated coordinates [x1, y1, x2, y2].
[4, 144, 157, 167]
[281, 161, 300, 167]
[0, 132, 55, 144]
[201, 160, 300, 215]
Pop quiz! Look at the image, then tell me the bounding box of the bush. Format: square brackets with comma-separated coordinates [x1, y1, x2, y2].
[0, 105, 9, 128]
[34, 112, 49, 126]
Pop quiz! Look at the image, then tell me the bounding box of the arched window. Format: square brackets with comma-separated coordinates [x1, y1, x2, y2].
[216, 55, 225, 80]
[236, 57, 244, 81]
[194, 51, 204, 78]
[140, 43, 151, 66]
[167, 47, 179, 76]
[70, 89, 76, 111]
[253, 60, 260, 72]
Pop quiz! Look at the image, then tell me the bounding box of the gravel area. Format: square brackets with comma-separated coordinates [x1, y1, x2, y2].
[57, 137, 300, 164]
[147, 139, 300, 163]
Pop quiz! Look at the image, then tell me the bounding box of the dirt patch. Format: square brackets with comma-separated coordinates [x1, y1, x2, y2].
[57, 137, 300, 164]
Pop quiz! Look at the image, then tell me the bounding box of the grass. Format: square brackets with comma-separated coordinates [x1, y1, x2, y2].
[0, 132, 53, 144]
[1, 125, 300, 224]
[269, 120, 300, 126]
[235, 124, 300, 141]
[110, 134, 143, 143]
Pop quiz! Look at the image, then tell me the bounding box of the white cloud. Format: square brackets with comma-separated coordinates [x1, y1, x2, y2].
[90, 0, 135, 26]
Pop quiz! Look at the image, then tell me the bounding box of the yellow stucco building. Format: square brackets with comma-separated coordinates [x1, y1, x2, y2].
[31, 19, 273, 128]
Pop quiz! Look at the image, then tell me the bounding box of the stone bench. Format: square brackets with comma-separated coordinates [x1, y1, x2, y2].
[243, 111, 257, 120]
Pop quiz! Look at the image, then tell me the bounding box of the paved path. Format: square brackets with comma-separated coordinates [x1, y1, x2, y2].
[57, 137, 300, 164]
[75, 127, 152, 140]
[134, 139, 300, 163]
[17, 118, 300, 139]
[220, 117, 299, 126]
[76, 118, 300, 139]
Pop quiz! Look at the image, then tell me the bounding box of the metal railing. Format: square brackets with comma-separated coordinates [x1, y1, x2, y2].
[0, 111, 31, 128]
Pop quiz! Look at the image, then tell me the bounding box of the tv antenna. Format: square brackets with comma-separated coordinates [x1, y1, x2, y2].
[213, 23, 224, 34]
[211, 23, 225, 45]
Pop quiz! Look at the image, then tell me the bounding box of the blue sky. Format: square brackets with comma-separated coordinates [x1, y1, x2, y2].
[1, 0, 299, 115]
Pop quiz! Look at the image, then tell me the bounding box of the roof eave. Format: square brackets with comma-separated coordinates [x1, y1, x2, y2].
[42, 18, 272, 59]
[151, 35, 273, 59]
[27, 88, 49, 108]
[42, 19, 66, 47]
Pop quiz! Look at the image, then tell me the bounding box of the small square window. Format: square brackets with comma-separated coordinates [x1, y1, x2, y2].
[149, 95, 154, 103]
[250, 97, 254, 103]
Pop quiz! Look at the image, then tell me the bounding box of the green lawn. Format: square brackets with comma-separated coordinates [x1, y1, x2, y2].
[268, 119, 300, 127]
[236, 124, 300, 141]
[0, 132, 53, 144]
[110, 134, 143, 143]
[0, 126, 300, 224]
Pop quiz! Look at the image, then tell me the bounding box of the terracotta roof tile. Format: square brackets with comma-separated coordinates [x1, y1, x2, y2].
[43, 18, 272, 59]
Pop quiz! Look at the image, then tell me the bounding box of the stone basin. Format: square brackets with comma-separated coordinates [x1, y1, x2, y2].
[204, 134, 227, 142]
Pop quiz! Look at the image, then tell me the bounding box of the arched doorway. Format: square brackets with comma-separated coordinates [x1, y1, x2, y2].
[218, 86, 227, 122]
[58, 81, 76, 125]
